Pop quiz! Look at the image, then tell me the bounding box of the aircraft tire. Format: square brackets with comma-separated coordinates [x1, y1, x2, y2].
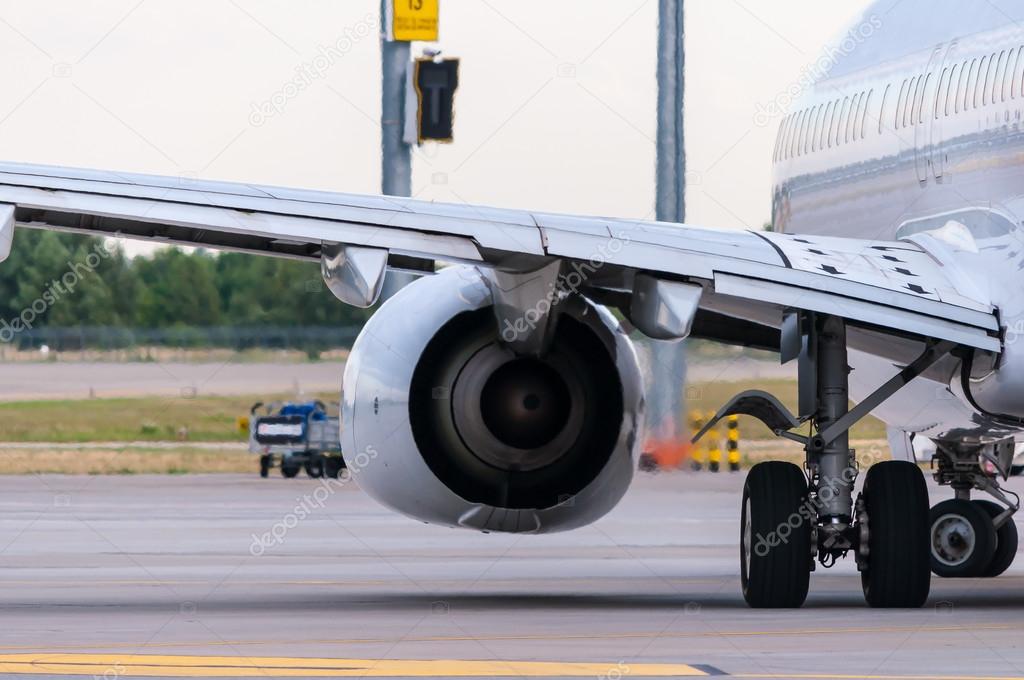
[928, 498, 996, 579]
[740, 461, 811, 608]
[974, 500, 1017, 578]
[861, 461, 930, 607]
[305, 455, 326, 479]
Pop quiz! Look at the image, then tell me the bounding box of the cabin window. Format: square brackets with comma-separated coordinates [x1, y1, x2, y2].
[812, 104, 824, 152]
[878, 85, 891, 134]
[860, 89, 874, 138]
[784, 113, 795, 160]
[791, 109, 805, 158]
[775, 115, 786, 161]
[993, 50, 1006, 103]
[1001, 49, 1014, 101]
[828, 99, 840, 148]
[821, 100, 835, 150]
[837, 97, 850, 146]
[801, 108, 812, 155]
[977, 55, 990, 108]
[957, 60, 970, 113]
[788, 110, 799, 159]
[803, 105, 816, 155]
[918, 72, 932, 124]
[1011, 47, 1023, 99]
[1017, 46, 1024, 99]
[849, 92, 862, 141]
[967, 58, 980, 109]
[936, 68, 949, 119]
[946, 63, 961, 115]
[895, 79, 908, 128]
[904, 76, 919, 127]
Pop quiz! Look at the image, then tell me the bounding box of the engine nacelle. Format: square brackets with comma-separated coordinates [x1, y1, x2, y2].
[341, 266, 644, 534]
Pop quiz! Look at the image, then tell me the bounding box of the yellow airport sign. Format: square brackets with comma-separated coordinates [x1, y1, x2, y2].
[390, 0, 439, 42]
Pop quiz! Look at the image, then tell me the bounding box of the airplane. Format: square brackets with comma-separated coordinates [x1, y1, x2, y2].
[0, 0, 1018, 609]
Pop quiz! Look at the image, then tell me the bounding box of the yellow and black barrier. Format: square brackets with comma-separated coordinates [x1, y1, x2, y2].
[727, 414, 741, 472]
[706, 410, 722, 473]
[688, 411, 705, 471]
[687, 412, 742, 473]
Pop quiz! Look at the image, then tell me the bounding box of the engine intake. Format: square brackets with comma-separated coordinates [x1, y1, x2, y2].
[342, 266, 644, 533]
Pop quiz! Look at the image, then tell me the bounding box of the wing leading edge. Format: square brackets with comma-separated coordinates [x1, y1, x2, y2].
[0, 161, 1000, 353]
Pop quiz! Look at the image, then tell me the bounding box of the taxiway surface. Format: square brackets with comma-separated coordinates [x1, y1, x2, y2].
[0, 471, 1021, 679]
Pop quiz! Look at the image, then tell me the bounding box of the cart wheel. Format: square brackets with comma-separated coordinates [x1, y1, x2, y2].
[281, 462, 300, 479]
[305, 455, 326, 479]
[259, 455, 271, 478]
[326, 457, 343, 479]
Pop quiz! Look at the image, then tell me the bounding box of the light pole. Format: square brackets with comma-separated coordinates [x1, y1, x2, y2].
[379, 0, 417, 297]
[646, 0, 689, 454]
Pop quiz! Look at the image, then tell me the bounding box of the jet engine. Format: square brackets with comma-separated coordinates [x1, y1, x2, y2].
[341, 266, 644, 534]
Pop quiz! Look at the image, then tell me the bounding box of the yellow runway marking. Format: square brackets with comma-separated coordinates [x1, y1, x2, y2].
[736, 675, 1024, 680]
[0, 623, 1010, 653]
[0, 653, 710, 677]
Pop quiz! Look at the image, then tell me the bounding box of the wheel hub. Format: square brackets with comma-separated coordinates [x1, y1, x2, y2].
[932, 513, 977, 567]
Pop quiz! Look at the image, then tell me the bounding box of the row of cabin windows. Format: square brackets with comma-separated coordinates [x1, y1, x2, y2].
[773, 89, 874, 162]
[773, 45, 1024, 163]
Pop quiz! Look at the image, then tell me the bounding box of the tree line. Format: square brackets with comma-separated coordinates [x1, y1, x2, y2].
[0, 230, 373, 332]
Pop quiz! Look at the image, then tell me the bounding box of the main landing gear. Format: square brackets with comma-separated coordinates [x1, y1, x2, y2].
[927, 443, 1020, 578]
[696, 312, 956, 608]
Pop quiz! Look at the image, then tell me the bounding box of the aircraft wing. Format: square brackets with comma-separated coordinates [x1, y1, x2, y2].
[0, 162, 1001, 353]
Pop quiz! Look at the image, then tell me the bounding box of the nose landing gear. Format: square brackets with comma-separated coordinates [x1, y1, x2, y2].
[927, 444, 1021, 578]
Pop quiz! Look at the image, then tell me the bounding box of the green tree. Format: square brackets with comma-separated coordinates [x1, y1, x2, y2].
[135, 248, 223, 327]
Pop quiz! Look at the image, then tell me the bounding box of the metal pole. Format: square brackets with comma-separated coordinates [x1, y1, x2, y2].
[644, 0, 687, 448]
[379, 0, 416, 298]
[380, 0, 412, 197]
[656, 0, 685, 224]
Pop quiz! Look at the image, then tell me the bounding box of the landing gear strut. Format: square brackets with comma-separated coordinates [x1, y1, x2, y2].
[699, 312, 955, 608]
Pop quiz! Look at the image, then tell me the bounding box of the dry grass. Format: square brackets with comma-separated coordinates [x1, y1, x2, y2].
[0, 445, 253, 475]
[0, 393, 336, 443]
[0, 347, 351, 363]
[684, 378, 886, 441]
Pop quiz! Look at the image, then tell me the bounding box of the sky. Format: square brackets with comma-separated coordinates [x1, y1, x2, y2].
[0, 1, 870, 255]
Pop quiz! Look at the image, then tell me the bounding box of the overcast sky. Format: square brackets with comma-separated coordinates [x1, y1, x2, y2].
[0, 1, 869, 254]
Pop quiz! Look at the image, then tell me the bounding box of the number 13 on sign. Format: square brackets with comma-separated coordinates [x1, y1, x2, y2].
[388, 0, 439, 42]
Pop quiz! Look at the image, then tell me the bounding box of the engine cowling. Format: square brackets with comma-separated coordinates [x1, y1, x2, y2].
[341, 266, 644, 534]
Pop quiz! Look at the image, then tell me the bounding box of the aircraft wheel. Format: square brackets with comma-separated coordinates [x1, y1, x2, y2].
[861, 461, 930, 607]
[325, 457, 344, 479]
[974, 500, 1017, 577]
[928, 498, 996, 578]
[305, 455, 326, 479]
[740, 461, 811, 608]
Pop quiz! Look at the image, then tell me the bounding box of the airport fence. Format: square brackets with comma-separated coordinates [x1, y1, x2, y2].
[0, 325, 363, 354]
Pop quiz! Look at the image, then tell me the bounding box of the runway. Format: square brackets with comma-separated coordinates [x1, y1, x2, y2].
[0, 359, 786, 402]
[1, 471, 1023, 679]
[0, 362, 346, 401]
